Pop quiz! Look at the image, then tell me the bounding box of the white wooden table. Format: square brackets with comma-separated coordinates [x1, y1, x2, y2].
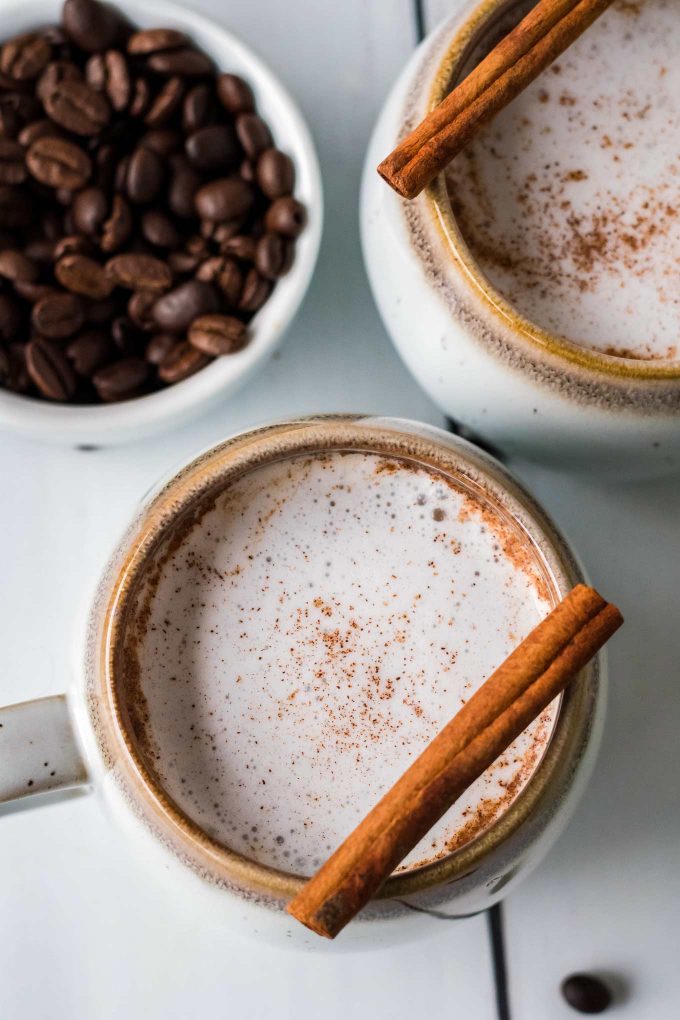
[1, 1, 678, 1017]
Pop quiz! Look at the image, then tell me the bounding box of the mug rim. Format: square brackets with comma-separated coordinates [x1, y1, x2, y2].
[88, 415, 600, 905]
[424, 0, 680, 383]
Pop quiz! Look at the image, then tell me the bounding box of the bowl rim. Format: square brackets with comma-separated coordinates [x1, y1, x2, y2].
[0, 0, 324, 442]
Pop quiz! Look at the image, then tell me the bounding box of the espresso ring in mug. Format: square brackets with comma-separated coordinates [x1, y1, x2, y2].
[74, 416, 604, 940]
[361, 0, 680, 476]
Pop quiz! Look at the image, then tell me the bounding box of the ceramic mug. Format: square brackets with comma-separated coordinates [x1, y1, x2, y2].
[0, 416, 605, 948]
[361, 0, 680, 477]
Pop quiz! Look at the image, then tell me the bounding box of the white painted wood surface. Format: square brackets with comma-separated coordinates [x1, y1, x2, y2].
[0, 1, 678, 1017]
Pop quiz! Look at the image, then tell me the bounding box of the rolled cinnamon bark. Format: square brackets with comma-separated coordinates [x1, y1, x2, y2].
[287, 585, 622, 938]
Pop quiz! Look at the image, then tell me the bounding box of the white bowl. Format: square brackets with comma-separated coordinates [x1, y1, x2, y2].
[0, 0, 323, 445]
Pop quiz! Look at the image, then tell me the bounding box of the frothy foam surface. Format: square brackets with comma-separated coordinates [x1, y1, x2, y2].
[122, 452, 555, 875]
[446, 0, 680, 359]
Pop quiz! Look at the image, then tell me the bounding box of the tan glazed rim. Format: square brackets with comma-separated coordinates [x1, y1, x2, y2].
[425, 0, 680, 383]
[94, 416, 598, 904]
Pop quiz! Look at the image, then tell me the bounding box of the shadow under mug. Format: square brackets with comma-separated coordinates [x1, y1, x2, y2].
[0, 416, 605, 948]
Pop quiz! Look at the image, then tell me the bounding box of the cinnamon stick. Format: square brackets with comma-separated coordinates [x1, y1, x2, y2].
[287, 585, 622, 938]
[378, 0, 615, 199]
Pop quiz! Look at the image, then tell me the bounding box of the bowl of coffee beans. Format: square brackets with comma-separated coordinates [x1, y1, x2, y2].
[0, 0, 322, 443]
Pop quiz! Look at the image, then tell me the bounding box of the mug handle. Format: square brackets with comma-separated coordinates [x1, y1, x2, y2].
[0, 695, 88, 811]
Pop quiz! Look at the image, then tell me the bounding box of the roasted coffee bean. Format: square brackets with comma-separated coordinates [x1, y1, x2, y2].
[216, 258, 243, 306]
[62, 0, 122, 54]
[145, 76, 184, 127]
[158, 340, 209, 383]
[195, 177, 253, 222]
[239, 267, 271, 312]
[196, 256, 243, 306]
[147, 49, 213, 77]
[561, 975, 612, 1014]
[152, 279, 219, 333]
[87, 49, 130, 111]
[72, 185, 108, 235]
[182, 83, 211, 132]
[100, 193, 132, 252]
[186, 234, 209, 259]
[213, 220, 245, 247]
[106, 253, 172, 291]
[126, 29, 188, 55]
[66, 329, 113, 375]
[167, 250, 200, 274]
[56, 253, 113, 299]
[186, 124, 239, 172]
[235, 113, 272, 159]
[44, 78, 110, 135]
[128, 76, 150, 118]
[168, 161, 201, 219]
[0, 293, 22, 341]
[255, 233, 292, 279]
[0, 139, 26, 184]
[18, 118, 63, 146]
[264, 196, 306, 238]
[194, 254, 222, 282]
[27, 136, 91, 189]
[141, 129, 181, 157]
[111, 315, 142, 354]
[53, 234, 93, 260]
[32, 290, 85, 337]
[113, 153, 130, 192]
[256, 148, 294, 198]
[142, 209, 180, 249]
[188, 314, 247, 356]
[221, 234, 257, 262]
[0, 249, 39, 283]
[127, 289, 157, 330]
[36, 60, 81, 104]
[1, 33, 51, 82]
[144, 332, 175, 365]
[84, 52, 106, 90]
[93, 356, 148, 401]
[26, 337, 77, 400]
[216, 74, 254, 115]
[126, 145, 163, 204]
[15, 281, 57, 303]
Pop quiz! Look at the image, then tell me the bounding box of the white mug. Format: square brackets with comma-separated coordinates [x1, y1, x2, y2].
[0, 417, 605, 948]
[361, 0, 680, 477]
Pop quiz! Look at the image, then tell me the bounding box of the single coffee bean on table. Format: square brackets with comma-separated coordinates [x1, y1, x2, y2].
[560, 974, 613, 1014]
[0, 0, 306, 406]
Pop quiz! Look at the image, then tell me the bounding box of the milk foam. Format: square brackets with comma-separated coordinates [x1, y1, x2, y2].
[124, 452, 555, 875]
[446, 0, 680, 359]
